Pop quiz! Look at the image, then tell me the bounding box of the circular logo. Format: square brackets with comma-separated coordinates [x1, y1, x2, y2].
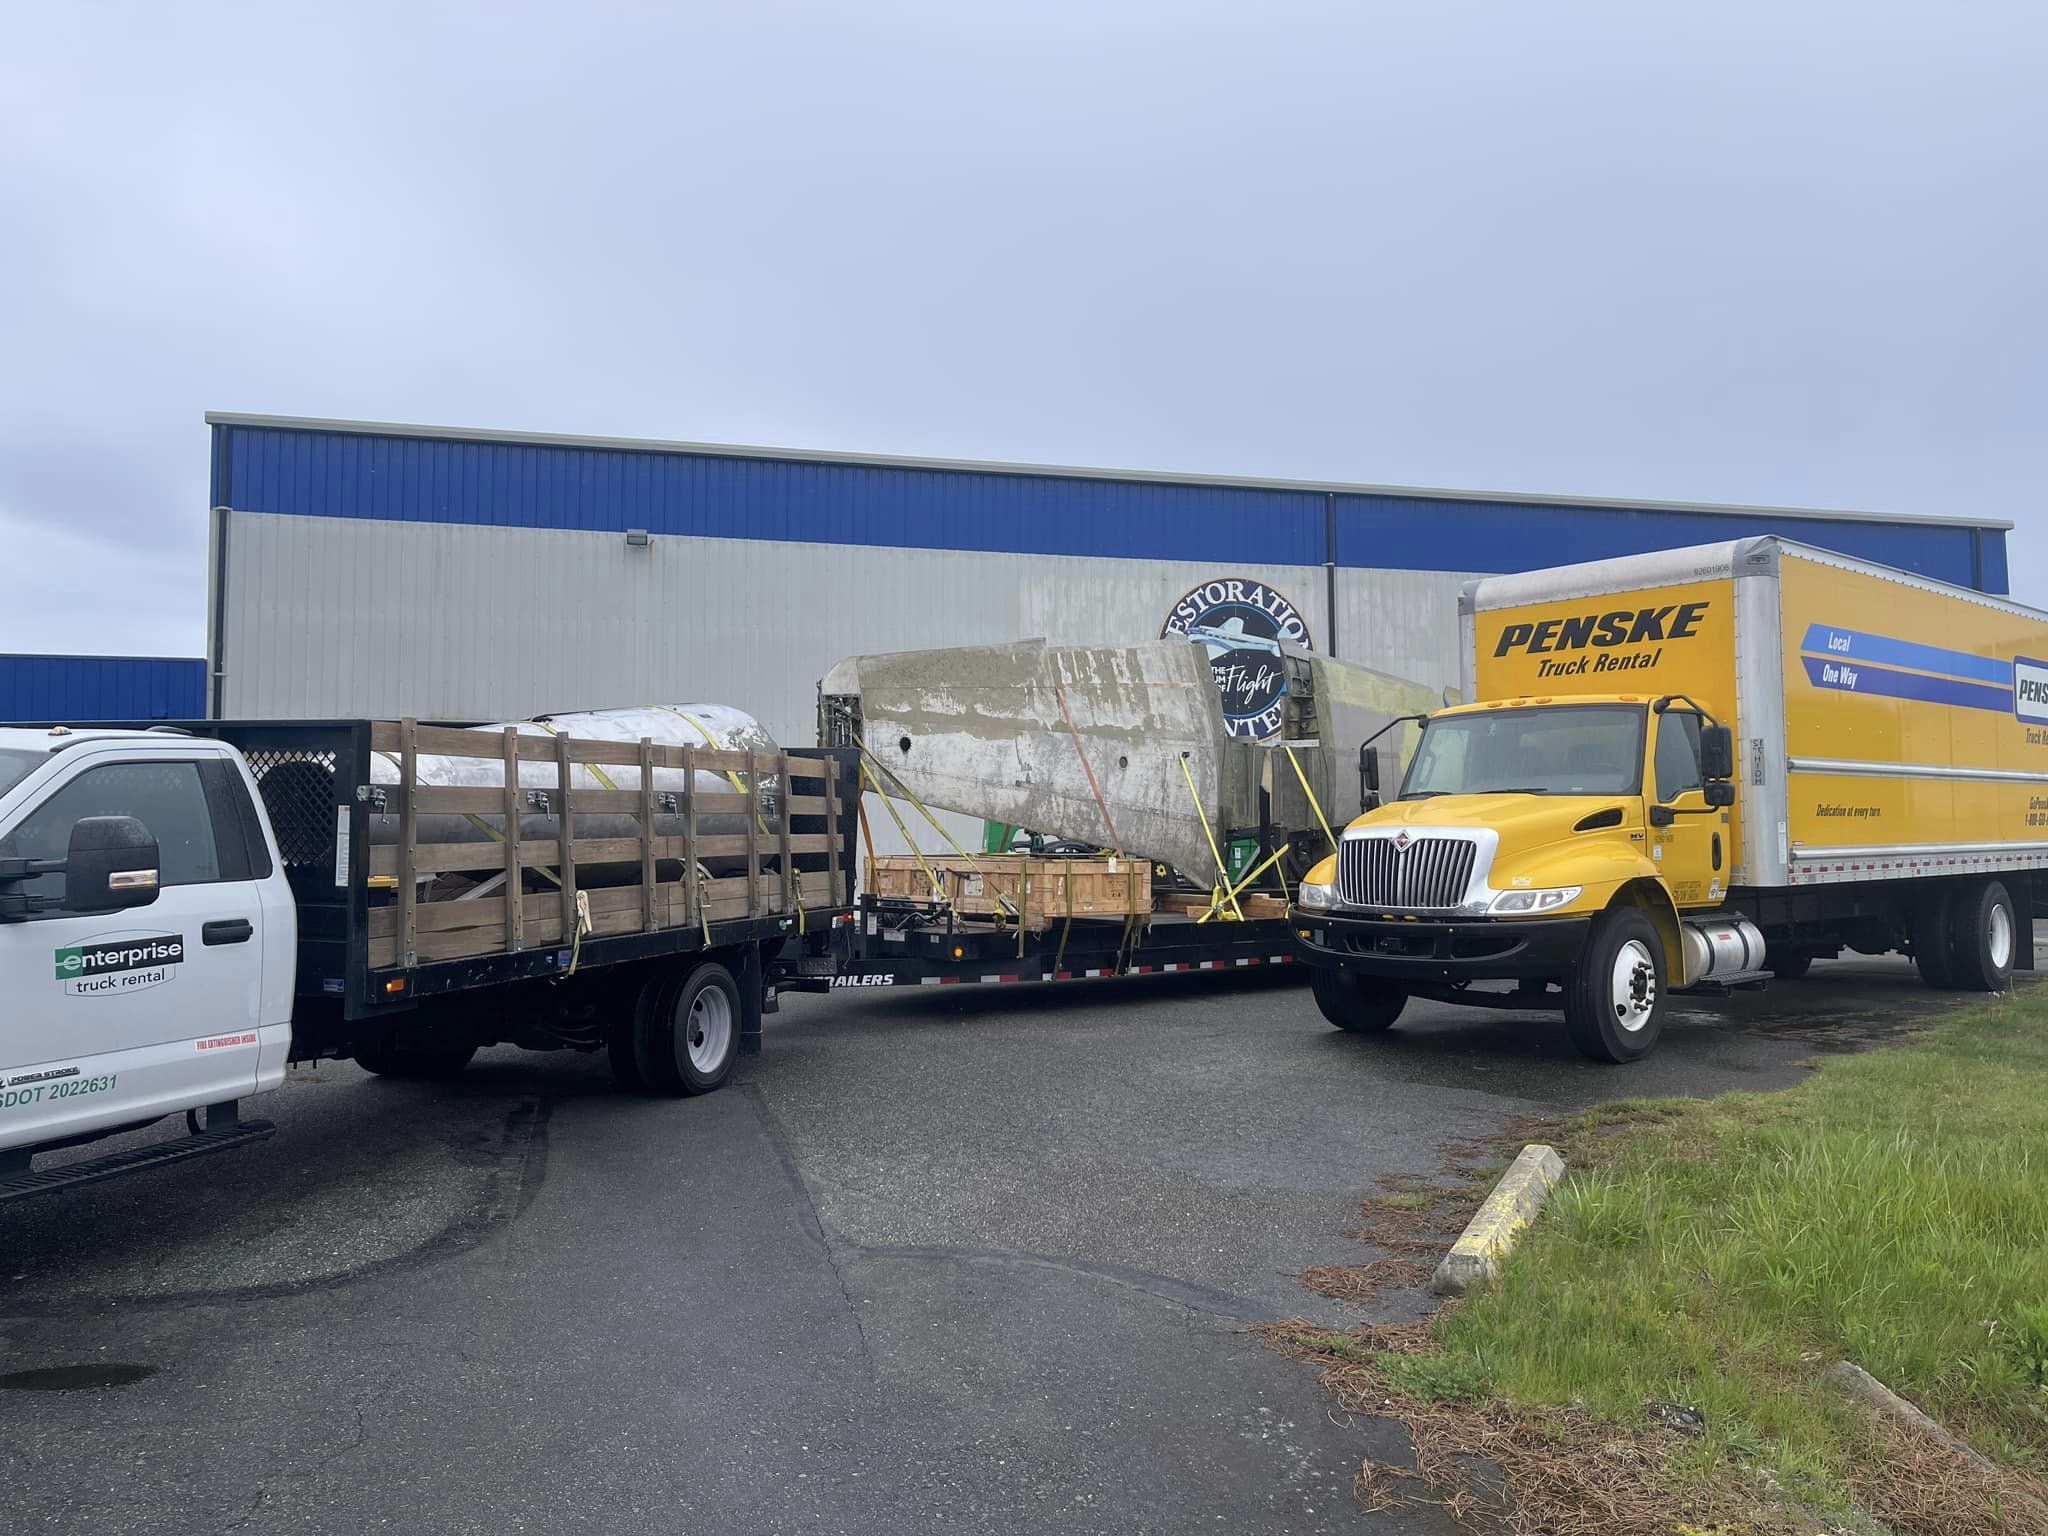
[1160, 577, 1314, 740]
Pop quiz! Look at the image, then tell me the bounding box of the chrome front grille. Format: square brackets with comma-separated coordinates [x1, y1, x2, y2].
[1337, 836, 1477, 910]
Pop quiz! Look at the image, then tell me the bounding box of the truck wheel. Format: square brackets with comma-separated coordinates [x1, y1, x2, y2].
[1767, 949, 1813, 980]
[607, 979, 659, 1092]
[1310, 969, 1407, 1034]
[1910, 888, 1957, 988]
[352, 1038, 478, 1079]
[1947, 880, 2016, 992]
[1563, 908, 1665, 1063]
[639, 962, 742, 1096]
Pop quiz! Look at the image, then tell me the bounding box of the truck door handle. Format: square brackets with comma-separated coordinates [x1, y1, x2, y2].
[203, 918, 254, 946]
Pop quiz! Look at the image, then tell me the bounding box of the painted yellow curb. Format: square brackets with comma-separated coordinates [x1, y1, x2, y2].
[1429, 1143, 1565, 1296]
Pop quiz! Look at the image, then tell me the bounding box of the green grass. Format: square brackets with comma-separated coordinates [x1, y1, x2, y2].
[1435, 987, 2048, 1505]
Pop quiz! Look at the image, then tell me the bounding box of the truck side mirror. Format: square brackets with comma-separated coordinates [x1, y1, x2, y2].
[64, 815, 161, 912]
[1359, 744, 1381, 808]
[1703, 780, 1736, 809]
[1700, 725, 1734, 782]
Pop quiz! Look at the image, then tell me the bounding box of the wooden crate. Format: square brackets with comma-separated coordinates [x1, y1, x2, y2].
[868, 854, 1151, 929]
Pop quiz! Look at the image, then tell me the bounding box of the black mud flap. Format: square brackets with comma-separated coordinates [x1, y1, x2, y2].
[738, 942, 766, 1057]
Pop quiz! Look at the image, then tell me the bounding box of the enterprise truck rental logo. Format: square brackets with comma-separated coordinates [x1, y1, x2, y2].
[55, 933, 184, 996]
[1162, 577, 1312, 739]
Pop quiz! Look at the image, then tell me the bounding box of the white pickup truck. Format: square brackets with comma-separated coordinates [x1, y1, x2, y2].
[0, 720, 856, 1201]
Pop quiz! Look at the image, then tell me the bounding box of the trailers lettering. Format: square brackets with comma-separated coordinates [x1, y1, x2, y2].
[53, 933, 184, 996]
[1161, 578, 1313, 740]
[1493, 602, 1711, 660]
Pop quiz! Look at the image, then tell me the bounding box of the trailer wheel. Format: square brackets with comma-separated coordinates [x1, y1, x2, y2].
[1910, 888, 1957, 988]
[1947, 880, 2016, 993]
[352, 1038, 478, 1080]
[1310, 969, 1407, 1034]
[1563, 908, 1665, 1063]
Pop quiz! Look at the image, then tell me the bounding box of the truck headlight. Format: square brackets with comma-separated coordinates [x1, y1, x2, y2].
[1489, 886, 1581, 914]
[1297, 879, 1337, 910]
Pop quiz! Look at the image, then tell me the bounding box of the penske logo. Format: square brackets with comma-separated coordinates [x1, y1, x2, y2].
[1493, 602, 1711, 658]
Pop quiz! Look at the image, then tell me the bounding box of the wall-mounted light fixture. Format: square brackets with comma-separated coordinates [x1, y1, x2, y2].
[625, 528, 651, 548]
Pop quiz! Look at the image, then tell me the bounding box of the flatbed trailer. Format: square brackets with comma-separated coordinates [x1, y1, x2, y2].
[779, 892, 1301, 994]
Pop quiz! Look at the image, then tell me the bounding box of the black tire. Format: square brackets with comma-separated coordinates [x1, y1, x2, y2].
[1911, 887, 1957, 989]
[633, 972, 686, 1095]
[1563, 907, 1666, 1063]
[1310, 969, 1407, 1034]
[606, 979, 657, 1091]
[638, 962, 743, 1097]
[352, 1037, 477, 1080]
[1767, 949, 1813, 980]
[1947, 879, 2016, 993]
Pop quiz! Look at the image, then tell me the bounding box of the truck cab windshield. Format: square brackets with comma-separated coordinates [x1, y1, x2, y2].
[1401, 705, 1645, 798]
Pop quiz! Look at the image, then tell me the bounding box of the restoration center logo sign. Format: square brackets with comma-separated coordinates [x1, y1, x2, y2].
[1161, 577, 1313, 740]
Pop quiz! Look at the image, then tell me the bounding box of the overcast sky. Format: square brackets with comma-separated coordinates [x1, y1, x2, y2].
[3, 2, 2042, 656]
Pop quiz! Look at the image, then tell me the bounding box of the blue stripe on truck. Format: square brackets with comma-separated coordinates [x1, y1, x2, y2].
[1800, 654, 2014, 712]
[1798, 624, 2014, 686]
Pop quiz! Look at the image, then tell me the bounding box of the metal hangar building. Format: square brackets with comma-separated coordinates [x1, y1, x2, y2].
[200, 411, 2011, 748]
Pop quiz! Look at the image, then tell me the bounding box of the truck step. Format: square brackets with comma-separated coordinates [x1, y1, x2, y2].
[0, 1121, 276, 1205]
[1673, 969, 1772, 996]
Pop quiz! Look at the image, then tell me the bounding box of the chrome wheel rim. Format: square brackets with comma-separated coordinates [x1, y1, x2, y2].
[1610, 939, 1658, 1033]
[1989, 902, 2014, 971]
[685, 986, 732, 1073]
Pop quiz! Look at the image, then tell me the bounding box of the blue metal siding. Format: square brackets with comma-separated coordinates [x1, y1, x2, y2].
[211, 422, 2006, 593]
[1333, 493, 1993, 591]
[0, 656, 206, 722]
[216, 425, 1326, 567]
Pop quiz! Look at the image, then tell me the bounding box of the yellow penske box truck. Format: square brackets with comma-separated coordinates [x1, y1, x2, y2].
[1291, 536, 2044, 1062]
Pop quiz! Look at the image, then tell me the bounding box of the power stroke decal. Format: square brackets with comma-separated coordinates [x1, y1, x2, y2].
[1493, 602, 1711, 679]
[54, 932, 184, 996]
[1161, 577, 1313, 740]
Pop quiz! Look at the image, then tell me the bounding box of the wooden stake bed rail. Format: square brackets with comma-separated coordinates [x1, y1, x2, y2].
[364, 718, 851, 972]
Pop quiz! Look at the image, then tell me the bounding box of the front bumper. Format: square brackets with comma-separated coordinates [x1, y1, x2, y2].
[1289, 906, 1590, 982]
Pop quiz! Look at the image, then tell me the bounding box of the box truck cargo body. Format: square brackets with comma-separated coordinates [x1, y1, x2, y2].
[1292, 538, 2044, 1061]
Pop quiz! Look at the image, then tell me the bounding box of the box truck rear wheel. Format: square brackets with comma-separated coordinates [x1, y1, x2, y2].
[1310, 969, 1407, 1034]
[1766, 949, 1813, 980]
[636, 962, 742, 1096]
[1910, 889, 1957, 988]
[1564, 908, 1665, 1063]
[1948, 880, 2015, 992]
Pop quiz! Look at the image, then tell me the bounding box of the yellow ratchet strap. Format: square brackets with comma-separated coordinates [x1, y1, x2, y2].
[860, 757, 947, 905]
[375, 748, 560, 889]
[855, 735, 1019, 921]
[1178, 755, 1244, 921]
[1282, 744, 1339, 854]
[653, 706, 800, 933]
[1196, 842, 1291, 925]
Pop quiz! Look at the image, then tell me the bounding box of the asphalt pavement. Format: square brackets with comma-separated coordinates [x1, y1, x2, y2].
[0, 957, 1982, 1534]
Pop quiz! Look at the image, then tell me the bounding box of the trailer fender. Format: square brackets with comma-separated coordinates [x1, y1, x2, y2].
[1608, 879, 1687, 985]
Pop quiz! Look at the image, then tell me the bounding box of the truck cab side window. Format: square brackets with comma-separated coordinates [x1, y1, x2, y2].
[1654, 713, 1705, 802]
[0, 762, 220, 902]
